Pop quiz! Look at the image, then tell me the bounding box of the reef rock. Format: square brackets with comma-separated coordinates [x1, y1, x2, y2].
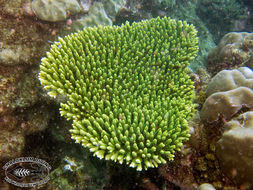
[0, 130, 25, 159]
[216, 111, 253, 185]
[32, 0, 81, 22]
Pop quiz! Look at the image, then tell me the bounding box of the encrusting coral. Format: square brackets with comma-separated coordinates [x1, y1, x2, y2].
[39, 17, 198, 170]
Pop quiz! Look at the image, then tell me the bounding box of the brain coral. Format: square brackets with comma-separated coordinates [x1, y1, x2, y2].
[39, 17, 198, 170]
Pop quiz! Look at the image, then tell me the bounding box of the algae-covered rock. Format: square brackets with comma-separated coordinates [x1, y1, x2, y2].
[102, 0, 126, 19]
[200, 87, 253, 123]
[80, 0, 92, 13]
[50, 154, 106, 190]
[71, 2, 112, 31]
[23, 105, 53, 135]
[0, 130, 25, 159]
[0, 46, 32, 66]
[216, 111, 253, 185]
[206, 67, 253, 97]
[0, 48, 23, 66]
[32, 0, 81, 22]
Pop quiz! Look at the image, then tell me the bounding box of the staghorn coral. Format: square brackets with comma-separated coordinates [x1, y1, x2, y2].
[39, 17, 198, 170]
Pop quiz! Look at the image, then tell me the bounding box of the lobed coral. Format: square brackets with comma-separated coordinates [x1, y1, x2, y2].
[200, 87, 253, 123]
[39, 17, 198, 170]
[32, 0, 81, 22]
[206, 67, 253, 97]
[200, 67, 253, 123]
[216, 111, 253, 185]
[207, 32, 253, 75]
[199, 66, 253, 187]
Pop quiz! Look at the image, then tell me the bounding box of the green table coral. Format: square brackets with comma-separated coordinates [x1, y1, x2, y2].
[39, 17, 198, 170]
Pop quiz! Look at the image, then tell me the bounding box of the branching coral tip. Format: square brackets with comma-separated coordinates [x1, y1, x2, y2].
[39, 17, 198, 171]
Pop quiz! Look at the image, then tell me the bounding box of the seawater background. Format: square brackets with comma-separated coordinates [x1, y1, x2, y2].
[0, 0, 252, 189]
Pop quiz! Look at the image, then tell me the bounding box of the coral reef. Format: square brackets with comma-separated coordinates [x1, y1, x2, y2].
[200, 87, 253, 123]
[200, 67, 253, 123]
[216, 111, 253, 186]
[39, 17, 198, 170]
[198, 66, 253, 188]
[207, 32, 253, 75]
[0, 3, 62, 184]
[32, 0, 81, 22]
[206, 67, 253, 97]
[2, 0, 253, 188]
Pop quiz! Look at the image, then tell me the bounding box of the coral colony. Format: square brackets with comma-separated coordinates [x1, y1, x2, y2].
[39, 17, 198, 170]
